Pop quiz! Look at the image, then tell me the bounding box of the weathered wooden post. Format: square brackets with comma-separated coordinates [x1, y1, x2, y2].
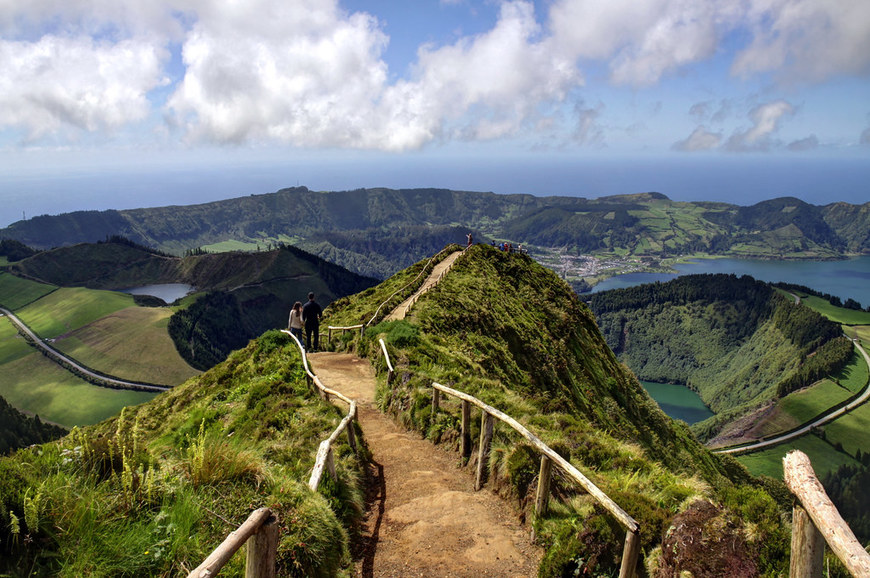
[474, 411, 494, 490]
[534, 455, 553, 517]
[432, 388, 440, 414]
[346, 421, 358, 455]
[789, 504, 824, 577]
[461, 400, 471, 460]
[328, 327, 332, 342]
[783, 449, 870, 578]
[245, 512, 279, 578]
[618, 530, 640, 578]
[326, 447, 336, 481]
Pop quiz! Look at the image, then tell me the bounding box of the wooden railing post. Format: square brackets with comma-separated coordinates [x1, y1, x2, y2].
[245, 512, 279, 578]
[534, 455, 552, 517]
[618, 530, 640, 578]
[790, 504, 824, 577]
[474, 411, 494, 490]
[461, 400, 471, 460]
[346, 422, 358, 455]
[432, 389, 440, 414]
[326, 447, 336, 481]
[328, 327, 332, 342]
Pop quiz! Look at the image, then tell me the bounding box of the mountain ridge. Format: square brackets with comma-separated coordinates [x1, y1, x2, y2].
[2, 187, 867, 279]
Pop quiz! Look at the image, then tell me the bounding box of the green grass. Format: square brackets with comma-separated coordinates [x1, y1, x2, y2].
[16, 287, 134, 338]
[201, 239, 261, 252]
[800, 295, 870, 325]
[777, 380, 853, 423]
[844, 325, 870, 349]
[0, 256, 7, 266]
[53, 307, 200, 386]
[0, 272, 57, 310]
[821, 398, 870, 458]
[736, 434, 859, 479]
[0, 332, 362, 576]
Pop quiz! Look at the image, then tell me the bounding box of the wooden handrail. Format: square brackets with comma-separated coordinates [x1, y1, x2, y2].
[784, 450, 870, 577]
[187, 508, 278, 578]
[377, 339, 640, 577]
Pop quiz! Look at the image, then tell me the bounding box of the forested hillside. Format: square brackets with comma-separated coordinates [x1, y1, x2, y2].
[2, 188, 867, 278]
[587, 274, 852, 440]
[327, 246, 790, 576]
[0, 396, 66, 454]
[5, 239, 378, 370]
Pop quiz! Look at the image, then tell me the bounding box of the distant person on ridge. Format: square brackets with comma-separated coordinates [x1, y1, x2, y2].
[288, 301, 303, 341]
[466, 232, 473, 247]
[302, 292, 322, 352]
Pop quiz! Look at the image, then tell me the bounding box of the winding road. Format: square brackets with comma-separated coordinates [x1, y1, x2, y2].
[0, 306, 169, 393]
[714, 339, 870, 455]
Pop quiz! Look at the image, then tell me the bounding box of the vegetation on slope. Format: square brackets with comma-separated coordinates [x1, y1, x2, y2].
[2, 188, 867, 279]
[0, 331, 363, 577]
[0, 395, 66, 454]
[587, 274, 851, 440]
[326, 246, 790, 576]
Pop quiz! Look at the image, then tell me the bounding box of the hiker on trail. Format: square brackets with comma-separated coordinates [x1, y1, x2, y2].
[466, 232, 473, 247]
[288, 301, 303, 341]
[302, 292, 322, 352]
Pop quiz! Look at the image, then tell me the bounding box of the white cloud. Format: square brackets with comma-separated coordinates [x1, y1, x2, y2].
[734, 0, 870, 82]
[672, 126, 722, 151]
[0, 35, 166, 140]
[726, 100, 795, 151]
[548, 0, 721, 86]
[787, 134, 818, 151]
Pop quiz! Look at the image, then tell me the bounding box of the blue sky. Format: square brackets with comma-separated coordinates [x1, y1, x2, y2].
[0, 0, 868, 227]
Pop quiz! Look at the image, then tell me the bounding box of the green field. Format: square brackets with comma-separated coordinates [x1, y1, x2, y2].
[55, 307, 200, 385]
[821, 399, 870, 458]
[800, 295, 870, 325]
[736, 433, 860, 479]
[0, 320, 156, 426]
[844, 325, 870, 348]
[0, 272, 57, 310]
[16, 287, 134, 337]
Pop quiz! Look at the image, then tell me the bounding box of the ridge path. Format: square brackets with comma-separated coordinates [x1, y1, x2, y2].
[308, 352, 541, 577]
[384, 250, 462, 322]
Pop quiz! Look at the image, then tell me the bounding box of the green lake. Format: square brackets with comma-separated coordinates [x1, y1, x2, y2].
[640, 381, 713, 424]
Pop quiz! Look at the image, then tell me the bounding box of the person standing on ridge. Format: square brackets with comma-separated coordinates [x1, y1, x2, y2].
[288, 301, 304, 341]
[302, 292, 322, 352]
[466, 232, 473, 247]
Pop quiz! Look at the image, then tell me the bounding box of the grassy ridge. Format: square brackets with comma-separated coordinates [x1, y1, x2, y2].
[330, 246, 789, 576]
[0, 272, 57, 310]
[0, 331, 363, 576]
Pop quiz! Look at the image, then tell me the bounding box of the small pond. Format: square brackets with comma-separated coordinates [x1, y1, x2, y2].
[640, 380, 714, 424]
[120, 283, 194, 303]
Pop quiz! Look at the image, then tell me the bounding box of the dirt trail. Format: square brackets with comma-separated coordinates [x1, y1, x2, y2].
[385, 250, 462, 322]
[308, 351, 540, 577]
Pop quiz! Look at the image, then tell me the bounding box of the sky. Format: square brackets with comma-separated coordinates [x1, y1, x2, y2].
[0, 0, 868, 227]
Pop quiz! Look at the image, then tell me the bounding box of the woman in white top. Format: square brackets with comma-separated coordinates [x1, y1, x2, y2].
[288, 301, 304, 341]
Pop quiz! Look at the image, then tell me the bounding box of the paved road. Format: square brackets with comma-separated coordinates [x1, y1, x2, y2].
[0, 306, 170, 393]
[715, 339, 870, 455]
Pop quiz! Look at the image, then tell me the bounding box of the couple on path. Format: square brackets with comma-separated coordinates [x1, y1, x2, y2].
[288, 292, 322, 352]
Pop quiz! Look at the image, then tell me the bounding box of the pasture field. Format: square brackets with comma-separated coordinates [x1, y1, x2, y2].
[800, 295, 870, 325]
[16, 287, 133, 338]
[54, 307, 200, 385]
[0, 256, 7, 266]
[736, 433, 859, 479]
[0, 321, 155, 426]
[0, 272, 57, 310]
[777, 380, 853, 423]
[820, 399, 870, 458]
[844, 325, 870, 348]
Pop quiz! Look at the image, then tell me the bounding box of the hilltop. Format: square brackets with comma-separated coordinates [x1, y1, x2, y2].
[1, 188, 868, 279]
[0, 246, 795, 576]
[327, 245, 792, 575]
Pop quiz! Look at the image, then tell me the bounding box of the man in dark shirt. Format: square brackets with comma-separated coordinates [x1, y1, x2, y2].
[302, 292, 322, 352]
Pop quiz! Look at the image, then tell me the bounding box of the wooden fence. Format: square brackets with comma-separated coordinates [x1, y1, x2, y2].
[326, 245, 459, 339]
[188, 331, 357, 577]
[784, 450, 870, 577]
[380, 339, 641, 578]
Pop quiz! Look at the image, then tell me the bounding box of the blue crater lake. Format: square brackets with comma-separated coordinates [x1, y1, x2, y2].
[592, 255, 870, 308]
[120, 283, 194, 303]
[640, 381, 714, 424]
